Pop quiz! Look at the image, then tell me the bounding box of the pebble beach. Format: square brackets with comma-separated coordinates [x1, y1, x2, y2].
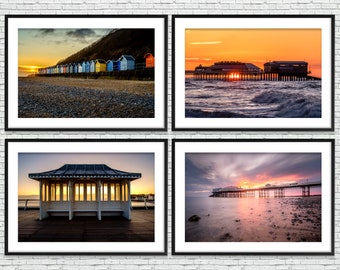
[18, 77, 154, 118]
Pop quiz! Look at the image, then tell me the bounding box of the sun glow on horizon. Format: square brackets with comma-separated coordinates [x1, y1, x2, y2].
[18, 153, 155, 197]
[185, 28, 322, 78]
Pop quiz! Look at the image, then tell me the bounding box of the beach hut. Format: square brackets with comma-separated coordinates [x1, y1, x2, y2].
[73, 63, 78, 73]
[106, 60, 119, 72]
[95, 59, 106, 72]
[118, 55, 135, 70]
[85, 61, 90, 73]
[29, 164, 141, 221]
[78, 63, 83, 73]
[90, 60, 96, 73]
[81, 61, 86, 73]
[144, 53, 154, 68]
[106, 60, 114, 72]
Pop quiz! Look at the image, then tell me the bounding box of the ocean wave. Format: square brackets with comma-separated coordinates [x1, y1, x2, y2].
[252, 91, 321, 118]
[186, 109, 247, 118]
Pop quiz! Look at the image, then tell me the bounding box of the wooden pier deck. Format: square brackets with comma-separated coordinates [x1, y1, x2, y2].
[19, 209, 154, 242]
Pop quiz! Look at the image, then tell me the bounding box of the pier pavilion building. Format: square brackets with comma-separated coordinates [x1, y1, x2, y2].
[29, 164, 141, 221]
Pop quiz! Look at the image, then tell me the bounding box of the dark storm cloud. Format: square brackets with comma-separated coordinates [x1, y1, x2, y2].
[185, 153, 322, 194]
[66, 29, 96, 39]
[185, 155, 218, 194]
[244, 153, 321, 180]
[38, 29, 55, 35]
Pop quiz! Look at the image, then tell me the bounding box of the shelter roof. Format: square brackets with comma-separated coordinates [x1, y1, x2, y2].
[29, 164, 141, 181]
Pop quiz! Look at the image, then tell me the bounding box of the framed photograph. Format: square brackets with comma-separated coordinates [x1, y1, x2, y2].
[172, 15, 334, 131]
[172, 139, 334, 255]
[6, 139, 167, 255]
[5, 15, 167, 131]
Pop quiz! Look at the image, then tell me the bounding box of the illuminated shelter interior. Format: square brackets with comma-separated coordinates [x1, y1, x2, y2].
[28, 164, 141, 221]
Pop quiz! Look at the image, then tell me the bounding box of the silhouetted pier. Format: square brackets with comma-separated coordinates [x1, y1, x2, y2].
[211, 181, 321, 198]
[193, 71, 320, 81]
[193, 60, 320, 81]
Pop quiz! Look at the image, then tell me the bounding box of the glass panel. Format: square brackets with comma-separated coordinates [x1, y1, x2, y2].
[110, 183, 115, 201]
[86, 184, 92, 201]
[42, 183, 45, 201]
[63, 183, 68, 201]
[102, 183, 108, 201]
[79, 183, 84, 201]
[122, 184, 125, 201]
[116, 183, 121, 201]
[56, 184, 60, 201]
[45, 184, 49, 202]
[125, 183, 129, 201]
[51, 183, 55, 201]
[75, 183, 79, 201]
[92, 183, 96, 201]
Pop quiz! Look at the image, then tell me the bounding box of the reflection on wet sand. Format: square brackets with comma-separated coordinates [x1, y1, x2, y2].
[186, 196, 321, 242]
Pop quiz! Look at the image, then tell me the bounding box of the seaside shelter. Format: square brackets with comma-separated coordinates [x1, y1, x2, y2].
[29, 164, 141, 221]
[118, 55, 135, 70]
[144, 53, 155, 68]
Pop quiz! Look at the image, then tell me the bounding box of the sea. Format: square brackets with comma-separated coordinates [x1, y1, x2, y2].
[185, 196, 321, 242]
[185, 79, 321, 118]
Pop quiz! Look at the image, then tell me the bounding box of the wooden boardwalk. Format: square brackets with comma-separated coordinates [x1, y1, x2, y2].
[19, 209, 154, 242]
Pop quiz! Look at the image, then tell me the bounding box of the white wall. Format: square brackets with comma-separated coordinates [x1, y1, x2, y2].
[0, 0, 339, 268]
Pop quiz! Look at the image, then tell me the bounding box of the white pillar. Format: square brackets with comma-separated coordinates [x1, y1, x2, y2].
[39, 180, 43, 220]
[97, 181, 102, 220]
[68, 180, 73, 220]
[127, 180, 131, 220]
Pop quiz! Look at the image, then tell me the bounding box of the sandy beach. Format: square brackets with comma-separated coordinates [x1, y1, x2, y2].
[18, 77, 154, 118]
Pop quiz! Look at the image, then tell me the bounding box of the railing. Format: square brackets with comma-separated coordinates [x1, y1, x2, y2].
[19, 198, 154, 210]
[18, 199, 40, 210]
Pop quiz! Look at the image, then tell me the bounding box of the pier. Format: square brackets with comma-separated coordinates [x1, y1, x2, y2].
[211, 181, 321, 198]
[193, 71, 319, 81]
[192, 60, 321, 81]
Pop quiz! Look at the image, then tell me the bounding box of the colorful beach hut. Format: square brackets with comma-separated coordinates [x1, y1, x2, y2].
[95, 59, 106, 72]
[118, 55, 135, 70]
[106, 60, 120, 72]
[144, 53, 155, 68]
[77, 63, 83, 73]
[90, 60, 96, 73]
[29, 164, 141, 221]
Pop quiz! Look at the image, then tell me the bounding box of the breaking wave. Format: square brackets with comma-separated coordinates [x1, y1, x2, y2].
[185, 79, 321, 118]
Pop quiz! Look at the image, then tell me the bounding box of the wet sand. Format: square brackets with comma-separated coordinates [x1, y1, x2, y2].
[186, 196, 321, 242]
[18, 77, 154, 118]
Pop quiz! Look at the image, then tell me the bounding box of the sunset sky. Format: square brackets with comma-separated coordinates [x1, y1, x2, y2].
[18, 153, 154, 196]
[185, 29, 322, 78]
[18, 28, 111, 76]
[185, 153, 321, 197]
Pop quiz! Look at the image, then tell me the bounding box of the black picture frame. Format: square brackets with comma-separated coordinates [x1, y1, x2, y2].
[172, 139, 334, 255]
[172, 15, 334, 131]
[6, 139, 168, 255]
[5, 15, 168, 131]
